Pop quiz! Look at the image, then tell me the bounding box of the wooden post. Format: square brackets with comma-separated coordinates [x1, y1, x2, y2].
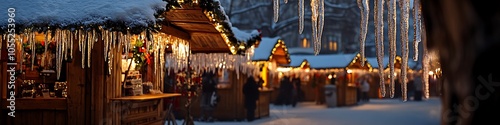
[89, 38, 105, 125]
[105, 44, 122, 125]
[67, 36, 87, 125]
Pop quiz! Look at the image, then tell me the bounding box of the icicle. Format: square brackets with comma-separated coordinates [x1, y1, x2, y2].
[64, 30, 68, 61]
[42, 32, 49, 67]
[103, 30, 107, 61]
[80, 30, 85, 68]
[311, 0, 324, 55]
[273, 0, 279, 22]
[399, 0, 410, 102]
[78, 30, 82, 52]
[413, 0, 422, 61]
[87, 31, 91, 68]
[56, 30, 62, 79]
[70, 30, 74, 60]
[422, 22, 430, 99]
[375, 0, 386, 97]
[386, 0, 397, 98]
[298, 0, 304, 33]
[30, 31, 35, 70]
[358, 0, 370, 67]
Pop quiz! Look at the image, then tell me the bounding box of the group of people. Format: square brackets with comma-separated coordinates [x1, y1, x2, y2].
[382, 73, 425, 101]
[198, 73, 263, 122]
[273, 75, 303, 107]
[357, 76, 371, 102]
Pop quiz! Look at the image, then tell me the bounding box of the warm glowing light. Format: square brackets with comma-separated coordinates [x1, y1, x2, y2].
[347, 69, 353, 73]
[305, 69, 310, 72]
[428, 71, 434, 75]
[277, 67, 292, 72]
[328, 74, 333, 79]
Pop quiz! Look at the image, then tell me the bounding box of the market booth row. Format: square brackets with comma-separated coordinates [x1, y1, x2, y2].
[0, 0, 259, 125]
[366, 55, 422, 99]
[283, 52, 372, 106]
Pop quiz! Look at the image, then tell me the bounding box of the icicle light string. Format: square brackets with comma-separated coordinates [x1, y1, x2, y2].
[274, 0, 280, 22]
[375, 0, 386, 97]
[399, 0, 410, 102]
[387, 0, 397, 98]
[413, 0, 422, 61]
[298, 0, 304, 34]
[273, 0, 429, 100]
[358, 0, 369, 67]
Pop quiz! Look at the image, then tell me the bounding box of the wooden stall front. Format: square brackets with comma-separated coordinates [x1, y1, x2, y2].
[156, 0, 267, 122]
[175, 70, 271, 121]
[251, 37, 291, 104]
[286, 53, 372, 107]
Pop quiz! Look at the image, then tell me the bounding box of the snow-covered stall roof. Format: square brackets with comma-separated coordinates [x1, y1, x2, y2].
[408, 60, 422, 70]
[231, 27, 260, 44]
[252, 37, 281, 61]
[289, 55, 309, 67]
[287, 53, 358, 69]
[306, 54, 358, 69]
[0, 0, 167, 33]
[367, 56, 390, 69]
[288, 47, 315, 55]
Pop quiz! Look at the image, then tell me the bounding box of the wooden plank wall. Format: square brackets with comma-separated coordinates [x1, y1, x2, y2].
[106, 44, 123, 125]
[90, 38, 106, 125]
[67, 35, 87, 125]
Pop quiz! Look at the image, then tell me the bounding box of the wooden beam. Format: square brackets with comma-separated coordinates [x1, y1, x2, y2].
[67, 36, 87, 125]
[160, 24, 191, 40]
[90, 38, 105, 125]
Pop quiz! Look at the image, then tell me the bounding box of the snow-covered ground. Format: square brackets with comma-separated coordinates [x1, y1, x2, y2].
[171, 97, 441, 125]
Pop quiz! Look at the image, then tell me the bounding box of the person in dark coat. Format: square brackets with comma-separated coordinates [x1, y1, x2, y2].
[243, 76, 260, 122]
[278, 75, 294, 105]
[291, 75, 302, 107]
[199, 72, 217, 122]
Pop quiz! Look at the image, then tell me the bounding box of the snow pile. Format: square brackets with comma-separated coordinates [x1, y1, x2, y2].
[231, 27, 260, 43]
[0, 0, 167, 28]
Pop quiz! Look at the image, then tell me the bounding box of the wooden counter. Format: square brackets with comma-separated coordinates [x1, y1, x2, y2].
[1, 98, 68, 125]
[111, 93, 181, 125]
[256, 89, 272, 118]
[110, 93, 181, 101]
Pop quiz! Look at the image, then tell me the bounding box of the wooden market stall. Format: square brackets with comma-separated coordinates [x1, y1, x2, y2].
[249, 37, 291, 113]
[367, 55, 421, 99]
[0, 0, 256, 125]
[285, 52, 372, 106]
[161, 1, 267, 121]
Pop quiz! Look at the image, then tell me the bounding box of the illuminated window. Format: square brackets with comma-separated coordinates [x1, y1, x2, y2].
[329, 41, 337, 51]
[302, 38, 310, 48]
